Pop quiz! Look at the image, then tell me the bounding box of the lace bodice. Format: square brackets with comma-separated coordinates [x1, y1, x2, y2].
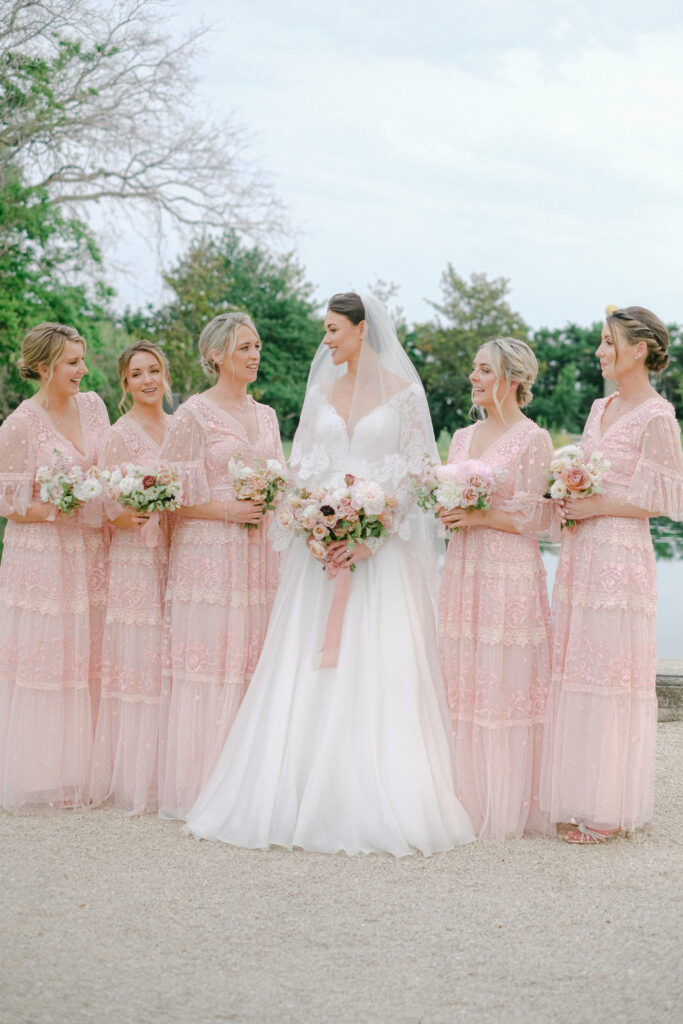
[448, 418, 553, 536]
[160, 393, 285, 505]
[583, 394, 683, 519]
[289, 383, 437, 543]
[0, 392, 110, 526]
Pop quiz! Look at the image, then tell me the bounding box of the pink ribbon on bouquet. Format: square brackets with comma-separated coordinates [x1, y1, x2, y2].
[318, 566, 352, 669]
[141, 510, 161, 548]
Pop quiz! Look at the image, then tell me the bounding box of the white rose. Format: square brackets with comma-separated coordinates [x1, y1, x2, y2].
[266, 459, 284, 476]
[550, 480, 568, 500]
[73, 478, 102, 502]
[118, 475, 138, 496]
[109, 468, 123, 486]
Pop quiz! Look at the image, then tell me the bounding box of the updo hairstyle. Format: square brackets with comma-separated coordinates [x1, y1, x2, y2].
[606, 306, 670, 373]
[17, 323, 86, 384]
[198, 312, 259, 379]
[327, 292, 365, 325]
[118, 340, 172, 413]
[475, 336, 538, 419]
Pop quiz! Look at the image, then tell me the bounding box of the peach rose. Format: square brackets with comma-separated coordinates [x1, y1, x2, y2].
[560, 465, 591, 491]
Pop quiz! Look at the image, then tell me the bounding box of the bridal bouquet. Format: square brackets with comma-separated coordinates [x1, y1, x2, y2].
[101, 464, 182, 546]
[279, 473, 397, 571]
[228, 456, 287, 529]
[414, 456, 499, 531]
[547, 445, 610, 528]
[36, 449, 103, 516]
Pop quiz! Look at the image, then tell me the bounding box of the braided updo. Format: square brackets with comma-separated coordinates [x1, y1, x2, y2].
[198, 311, 259, 378]
[607, 306, 670, 373]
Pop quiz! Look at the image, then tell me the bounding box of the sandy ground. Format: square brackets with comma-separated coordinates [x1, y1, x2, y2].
[1, 723, 681, 1024]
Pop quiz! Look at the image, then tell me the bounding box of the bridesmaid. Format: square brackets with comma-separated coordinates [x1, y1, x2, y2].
[438, 337, 553, 840]
[158, 312, 285, 819]
[91, 342, 173, 814]
[0, 323, 109, 811]
[541, 306, 683, 843]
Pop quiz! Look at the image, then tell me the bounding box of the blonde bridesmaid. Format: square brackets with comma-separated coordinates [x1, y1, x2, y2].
[541, 307, 683, 843]
[0, 323, 109, 811]
[438, 338, 553, 840]
[158, 312, 284, 819]
[91, 342, 173, 814]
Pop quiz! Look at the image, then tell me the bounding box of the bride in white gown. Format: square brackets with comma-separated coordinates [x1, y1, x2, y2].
[184, 293, 474, 855]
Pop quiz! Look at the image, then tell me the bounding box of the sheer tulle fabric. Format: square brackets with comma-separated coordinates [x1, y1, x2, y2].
[0, 393, 109, 812]
[541, 395, 683, 831]
[439, 421, 553, 839]
[185, 385, 475, 855]
[91, 418, 170, 814]
[158, 395, 282, 819]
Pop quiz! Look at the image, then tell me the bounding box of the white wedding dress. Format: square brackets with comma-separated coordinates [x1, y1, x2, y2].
[184, 382, 474, 856]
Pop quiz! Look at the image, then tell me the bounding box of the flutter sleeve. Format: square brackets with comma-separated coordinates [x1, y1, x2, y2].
[498, 426, 554, 538]
[0, 412, 34, 517]
[159, 404, 211, 506]
[626, 410, 683, 520]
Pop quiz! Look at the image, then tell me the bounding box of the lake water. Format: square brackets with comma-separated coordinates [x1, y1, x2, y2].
[541, 518, 683, 659]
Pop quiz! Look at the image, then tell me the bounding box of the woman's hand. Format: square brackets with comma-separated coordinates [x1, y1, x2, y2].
[6, 501, 55, 524]
[225, 499, 265, 526]
[559, 493, 603, 525]
[326, 539, 371, 569]
[436, 505, 485, 530]
[112, 507, 150, 531]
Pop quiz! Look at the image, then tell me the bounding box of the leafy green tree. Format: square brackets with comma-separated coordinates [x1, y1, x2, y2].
[133, 233, 322, 437]
[529, 324, 604, 433]
[412, 266, 529, 436]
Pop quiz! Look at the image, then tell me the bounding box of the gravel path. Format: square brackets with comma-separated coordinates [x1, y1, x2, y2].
[1, 722, 681, 1024]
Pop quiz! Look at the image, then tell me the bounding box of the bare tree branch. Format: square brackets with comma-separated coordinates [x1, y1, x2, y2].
[0, 0, 285, 237]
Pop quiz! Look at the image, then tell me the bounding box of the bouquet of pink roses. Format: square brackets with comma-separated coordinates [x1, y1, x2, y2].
[36, 449, 103, 517]
[547, 445, 610, 527]
[414, 456, 499, 531]
[279, 473, 397, 571]
[228, 455, 287, 529]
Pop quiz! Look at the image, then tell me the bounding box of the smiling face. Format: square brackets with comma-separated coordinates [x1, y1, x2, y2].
[469, 349, 502, 410]
[215, 325, 261, 385]
[323, 311, 364, 367]
[40, 339, 87, 398]
[126, 351, 166, 408]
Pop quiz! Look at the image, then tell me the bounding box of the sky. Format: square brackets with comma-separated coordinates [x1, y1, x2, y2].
[107, 0, 683, 329]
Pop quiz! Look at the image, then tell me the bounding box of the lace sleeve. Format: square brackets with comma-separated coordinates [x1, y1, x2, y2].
[498, 427, 554, 537]
[99, 428, 135, 521]
[626, 411, 683, 520]
[159, 405, 211, 505]
[0, 411, 34, 517]
[386, 385, 441, 547]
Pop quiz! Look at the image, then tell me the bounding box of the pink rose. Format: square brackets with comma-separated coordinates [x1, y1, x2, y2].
[560, 466, 591, 491]
[460, 484, 479, 506]
[141, 475, 157, 489]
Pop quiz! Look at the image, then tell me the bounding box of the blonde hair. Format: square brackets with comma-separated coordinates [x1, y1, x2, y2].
[473, 337, 538, 420]
[607, 306, 669, 373]
[198, 312, 259, 379]
[118, 341, 172, 414]
[17, 323, 86, 386]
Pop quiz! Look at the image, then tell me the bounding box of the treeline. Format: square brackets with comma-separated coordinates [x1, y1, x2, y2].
[2, 229, 683, 439]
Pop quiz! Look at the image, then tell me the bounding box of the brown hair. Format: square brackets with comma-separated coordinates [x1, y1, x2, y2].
[118, 341, 172, 414]
[607, 306, 670, 373]
[327, 292, 365, 325]
[17, 323, 86, 384]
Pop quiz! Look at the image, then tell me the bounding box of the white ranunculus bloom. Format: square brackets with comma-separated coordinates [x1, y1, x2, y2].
[118, 475, 138, 496]
[550, 480, 568, 500]
[73, 478, 102, 502]
[266, 459, 284, 475]
[109, 467, 123, 486]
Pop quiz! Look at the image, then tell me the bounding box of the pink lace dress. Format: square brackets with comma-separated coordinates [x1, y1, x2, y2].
[158, 394, 283, 819]
[91, 416, 171, 814]
[438, 419, 553, 839]
[0, 392, 110, 811]
[541, 394, 683, 832]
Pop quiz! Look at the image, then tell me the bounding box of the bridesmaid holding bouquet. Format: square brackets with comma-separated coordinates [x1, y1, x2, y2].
[541, 307, 683, 843]
[0, 323, 109, 811]
[91, 342, 173, 814]
[158, 312, 285, 819]
[438, 338, 554, 840]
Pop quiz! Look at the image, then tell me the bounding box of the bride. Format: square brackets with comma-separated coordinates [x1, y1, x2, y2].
[184, 293, 474, 855]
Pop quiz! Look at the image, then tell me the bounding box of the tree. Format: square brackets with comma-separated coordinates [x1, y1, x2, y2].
[529, 324, 604, 433]
[412, 266, 529, 436]
[0, 0, 283, 235]
[133, 233, 322, 436]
